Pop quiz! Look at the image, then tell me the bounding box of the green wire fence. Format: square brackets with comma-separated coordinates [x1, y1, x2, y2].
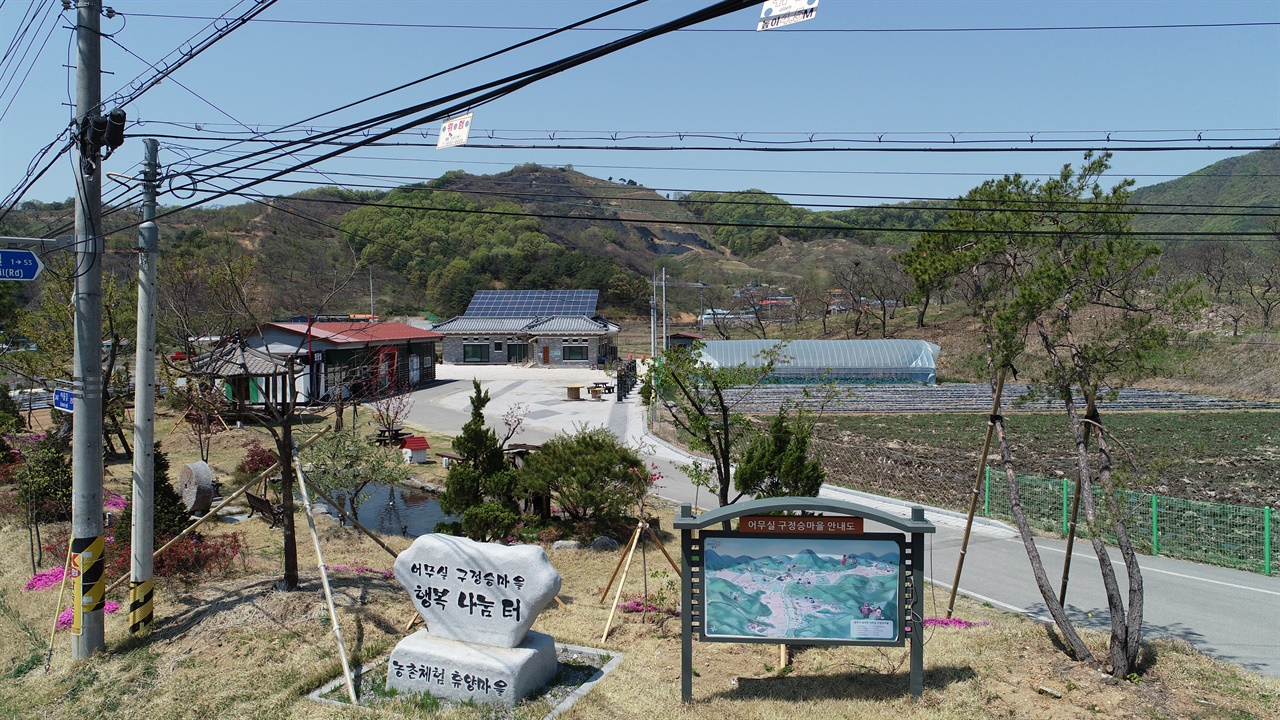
[983, 468, 1274, 576]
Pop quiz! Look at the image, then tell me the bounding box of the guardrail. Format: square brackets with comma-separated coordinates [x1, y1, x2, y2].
[983, 468, 1273, 576]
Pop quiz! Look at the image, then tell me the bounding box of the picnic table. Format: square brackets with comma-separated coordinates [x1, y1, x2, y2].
[374, 426, 409, 445]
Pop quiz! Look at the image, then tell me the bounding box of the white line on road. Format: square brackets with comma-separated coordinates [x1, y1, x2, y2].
[1035, 544, 1280, 597]
[925, 577, 1051, 623]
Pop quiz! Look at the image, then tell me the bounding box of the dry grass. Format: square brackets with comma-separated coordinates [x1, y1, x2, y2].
[1, 509, 1277, 720]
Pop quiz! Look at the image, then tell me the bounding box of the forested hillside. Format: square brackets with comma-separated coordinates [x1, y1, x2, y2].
[1131, 145, 1280, 235]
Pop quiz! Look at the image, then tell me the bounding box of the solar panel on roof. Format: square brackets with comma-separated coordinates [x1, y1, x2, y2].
[464, 290, 598, 317]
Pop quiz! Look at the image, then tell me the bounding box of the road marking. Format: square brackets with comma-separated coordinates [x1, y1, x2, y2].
[1035, 543, 1280, 597]
[925, 577, 1051, 623]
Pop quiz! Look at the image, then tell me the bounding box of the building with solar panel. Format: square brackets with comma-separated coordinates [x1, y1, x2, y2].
[696, 339, 941, 384]
[432, 290, 620, 367]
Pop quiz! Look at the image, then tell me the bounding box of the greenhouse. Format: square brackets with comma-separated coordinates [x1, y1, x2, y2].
[695, 339, 941, 384]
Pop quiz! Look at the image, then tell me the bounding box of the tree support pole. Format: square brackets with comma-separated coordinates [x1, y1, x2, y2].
[104, 430, 328, 596]
[601, 524, 643, 642]
[295, 455, 357, 704]
[946, 370, 1004, 618]
[43, 541, 75, 673]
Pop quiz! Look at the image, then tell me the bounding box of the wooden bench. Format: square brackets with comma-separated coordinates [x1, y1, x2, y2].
[245, 492, 285, 528]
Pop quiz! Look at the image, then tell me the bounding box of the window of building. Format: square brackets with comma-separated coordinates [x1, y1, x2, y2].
[463, 343, 490, 363]
[494, 341, 503, 351]
[563, 344, 588, 361]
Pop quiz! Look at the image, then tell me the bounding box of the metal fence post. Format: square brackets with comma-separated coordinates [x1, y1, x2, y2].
[1151, 495, 1159, 557]
[1062, 478, 1070, 535]
[983, 468, 990, 517]
[1265, 506, 1272, 576]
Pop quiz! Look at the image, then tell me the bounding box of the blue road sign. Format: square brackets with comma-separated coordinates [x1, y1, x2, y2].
[0, 249, 45, 281]
[53, 388, 74, 412]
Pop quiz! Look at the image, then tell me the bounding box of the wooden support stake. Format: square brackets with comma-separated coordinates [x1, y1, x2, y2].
[299, 476, 400, 560]
[600, 524, 643, 643]
[598, 524, 643, 604]
[104, 429, 329, 597]
[644, 524, 682, 578]
[946, 370, 1004, 618]
[780, 644, 789, 668]
[42, 540, 75, 673]
[296, 455, 357, 704]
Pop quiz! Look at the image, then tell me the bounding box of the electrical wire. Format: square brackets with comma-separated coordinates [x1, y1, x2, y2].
[122, 0, 765, 231]
[175, 163, 1280, 216]
[113, 13, 1280, 35]
[222, 189, 1280, 240]
[164, 0, 653, 170]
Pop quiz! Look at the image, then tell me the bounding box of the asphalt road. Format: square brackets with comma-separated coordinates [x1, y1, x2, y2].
[404, 364, 1280, 678]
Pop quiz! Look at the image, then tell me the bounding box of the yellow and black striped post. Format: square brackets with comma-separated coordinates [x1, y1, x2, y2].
[71, 535, 105, 636]
[128, 579, 154, 635]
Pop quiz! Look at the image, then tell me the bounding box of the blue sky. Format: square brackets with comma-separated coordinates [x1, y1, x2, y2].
[2, 0, 1277, 213]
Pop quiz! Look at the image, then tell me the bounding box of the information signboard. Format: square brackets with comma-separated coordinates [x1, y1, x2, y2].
[437, 113, 473, 149]
[757, 0, 818, 31]
[700, 532, 904, 645]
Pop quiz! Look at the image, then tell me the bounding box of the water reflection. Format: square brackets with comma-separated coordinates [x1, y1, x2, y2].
[326, 482, 456, 538]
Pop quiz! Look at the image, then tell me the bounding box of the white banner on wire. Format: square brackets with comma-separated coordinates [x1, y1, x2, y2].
[757, 0, 818, 31]
[437, 113, 473, 149]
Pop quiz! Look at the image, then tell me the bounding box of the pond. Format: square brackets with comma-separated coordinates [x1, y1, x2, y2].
[324, 482, 457, 538]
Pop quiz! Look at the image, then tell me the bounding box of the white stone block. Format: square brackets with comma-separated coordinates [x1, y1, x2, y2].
[385, 630, 558, 707]
[393, 534, 561, 648]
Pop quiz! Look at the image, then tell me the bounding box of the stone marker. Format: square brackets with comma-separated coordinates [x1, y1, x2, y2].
[388, 534, 563, 706]
[386, 630, 558, 705]
[551, 540, 582, 551]
[393, 534, 561, 648]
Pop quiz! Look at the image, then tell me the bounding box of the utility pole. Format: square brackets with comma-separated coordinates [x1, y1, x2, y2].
[129, 139, 159, 636]
[661, 268, 668, 352]
[649, 271, 656, 358]
[71, 0, 106, 658]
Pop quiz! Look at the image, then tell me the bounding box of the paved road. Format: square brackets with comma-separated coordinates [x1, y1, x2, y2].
[404, 364, 1280, 677]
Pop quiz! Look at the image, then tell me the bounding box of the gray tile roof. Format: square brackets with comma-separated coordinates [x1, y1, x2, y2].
[526, 316, 617, 335]
[430, 317, 539, 333]
[431, 314, 618, 336]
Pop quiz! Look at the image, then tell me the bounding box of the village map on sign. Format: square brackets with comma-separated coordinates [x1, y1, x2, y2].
[702, 535, 900, 642]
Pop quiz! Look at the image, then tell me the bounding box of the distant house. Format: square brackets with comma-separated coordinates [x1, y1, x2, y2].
[666, 331, 703, 350]
[242, 320, 442, 403]
[432, 290, 619, 367]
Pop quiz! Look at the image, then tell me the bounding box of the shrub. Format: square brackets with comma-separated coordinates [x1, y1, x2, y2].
[461, 501, 518, 542]
[520, 427, 648, 526]
[15, 434, 72, 521]
[236, 440, 278, 478]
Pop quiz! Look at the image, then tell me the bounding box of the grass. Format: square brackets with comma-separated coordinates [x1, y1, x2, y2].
[1, 510, 1278, 720]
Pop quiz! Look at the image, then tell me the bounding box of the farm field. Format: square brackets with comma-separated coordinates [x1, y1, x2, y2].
[812, 410, 1280, 512]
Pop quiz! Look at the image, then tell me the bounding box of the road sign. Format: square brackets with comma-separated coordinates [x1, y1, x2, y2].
[757, 0, 818, 31]
[54, 388, 74, 412]
[0, 249, 44, 281]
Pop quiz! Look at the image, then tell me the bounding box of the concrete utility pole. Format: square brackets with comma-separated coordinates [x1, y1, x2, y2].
[649, 272, 656, 358]
[71, 0, 105, 658]
[129, 139, 159, 635]
[661, 268, 668, 351]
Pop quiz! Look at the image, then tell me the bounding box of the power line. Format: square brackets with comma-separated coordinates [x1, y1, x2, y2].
[183, 168, 1280, 220]
[128, 1, 765, 230]
[115, 13, 1280, 34]
[224, 189, 1280, 240]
